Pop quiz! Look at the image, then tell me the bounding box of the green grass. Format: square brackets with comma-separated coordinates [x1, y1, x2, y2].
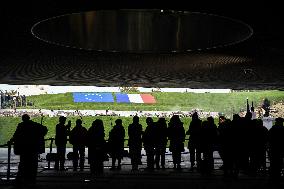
[0, 116, 192, 147]
[25, 90, 284, 115]
[1, 90, 283, 146]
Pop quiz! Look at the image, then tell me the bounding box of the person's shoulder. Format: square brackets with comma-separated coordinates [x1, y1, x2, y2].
[17, 122, 24, 127]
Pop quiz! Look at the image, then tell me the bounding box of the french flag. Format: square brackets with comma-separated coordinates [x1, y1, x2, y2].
[116, 93, 156, 104]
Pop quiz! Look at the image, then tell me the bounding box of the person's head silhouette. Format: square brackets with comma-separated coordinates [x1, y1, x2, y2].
[115, 119, 122, 126]
[192, 112, 199, 120]
[275, 117, 283, 126]
[22, 114, 30, 122]
[146, 117, 153, 125]
[133, 115, 139, 124]
[76, 119, 82, 126]
[59, 116, 66, 124]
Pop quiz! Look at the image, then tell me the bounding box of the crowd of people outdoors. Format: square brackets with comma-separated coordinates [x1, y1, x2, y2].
[9, 112, 284, 186]
[0, 91, 29, 109]
[0, 108, 219, 118]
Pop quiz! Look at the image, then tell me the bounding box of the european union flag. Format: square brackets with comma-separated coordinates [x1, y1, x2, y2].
[116, 93, 130, 103]
[73, 93, 114, 103]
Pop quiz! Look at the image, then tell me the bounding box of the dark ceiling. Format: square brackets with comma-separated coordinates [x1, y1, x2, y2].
[0, 0, 283, 89]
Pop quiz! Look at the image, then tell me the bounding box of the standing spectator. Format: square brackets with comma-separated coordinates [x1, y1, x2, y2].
[69, 119, 87, 171]
[11, 114, 48, 185]
[268, 117, 284, 180]
[142, 117, 156, 170]
[155, 117, 168, 169]
[87, 119, 106, 175]
[22, 95, 27, 107]
[128, 116, 143, 171]
[217, 115, 226, 169]
[256, 119, 269, 172]
[168, 115, 185, 170]
[200, 117, 218, 174]
[55, 116, 71, 171]
[108, 119, 125, 170]
[186, 112, 202, 170]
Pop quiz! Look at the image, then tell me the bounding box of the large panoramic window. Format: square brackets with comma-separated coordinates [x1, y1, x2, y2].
[1, 84, 283, 146]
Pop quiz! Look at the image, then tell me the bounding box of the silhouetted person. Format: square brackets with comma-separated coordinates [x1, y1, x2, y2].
[128, 115, 143, 171]
[142, 117, 156, 170]
[168, 115, 185, 170]
[87, 119, 106, 175]
[155, 117, 168, 169]
[252, 119, 268, 174]
[186, 112, 202, 170]
[247, 119, 260, 176]
[11, 114, 48, 185]
[69, 119, 87, 171]
[55, 116, 71, 171]
[108, 119, 125, 170]
[218, 118, 235, 177]
[268, 117, 284, 180]
[200, 117, 218, 174]
[228, 114, 243, 177]
[238, 112, 252, 173]
[217, 115, 226, 169]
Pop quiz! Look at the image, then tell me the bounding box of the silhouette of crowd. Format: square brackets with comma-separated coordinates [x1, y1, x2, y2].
[11, 113, 284, 185]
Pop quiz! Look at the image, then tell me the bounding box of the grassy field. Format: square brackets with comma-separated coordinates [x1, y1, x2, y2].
[1, 90, 283, 146]
[0, 116, 192, 147]
[25, 90, 284, 114]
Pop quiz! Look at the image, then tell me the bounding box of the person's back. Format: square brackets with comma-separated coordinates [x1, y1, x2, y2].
[202, 117, 218, 145]
[155, 118, 168, 148]
[12, 114, 47, 185]
[142, 117, 156, 170]
[128, 117, 143, 148]
[155, 118, 168, 169]
[87, 119, 106, 174]
[128, 116, 143, 171]
[55, 116, 70, 171]
[186, 112, 202, 169]
[254, 119, 268, 172]
[108, 119, 125, 170]
[55, 117, 70, 146]
[269, 118, 284, 153]
[143, 117, 156, 149]
[109, 121, 125, 146]
[13, 115, 47, 155]
[69, 119, 87, 171]
[188, 118, 202, 141]
[168, 115, 185, 169]
[70, 120, 87, 147]
[268, 117, 284, 179]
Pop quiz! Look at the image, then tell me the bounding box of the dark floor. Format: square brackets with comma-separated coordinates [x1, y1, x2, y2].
[1, 148, 283, 189]
[1, 168, 284, 189]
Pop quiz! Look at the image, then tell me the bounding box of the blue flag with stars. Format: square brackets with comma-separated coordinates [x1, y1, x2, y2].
[73, 93, 114, 103]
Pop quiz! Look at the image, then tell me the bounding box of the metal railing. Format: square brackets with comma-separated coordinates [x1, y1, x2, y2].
[0, 142, 14, 181]
[0, 137, 273, 182]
